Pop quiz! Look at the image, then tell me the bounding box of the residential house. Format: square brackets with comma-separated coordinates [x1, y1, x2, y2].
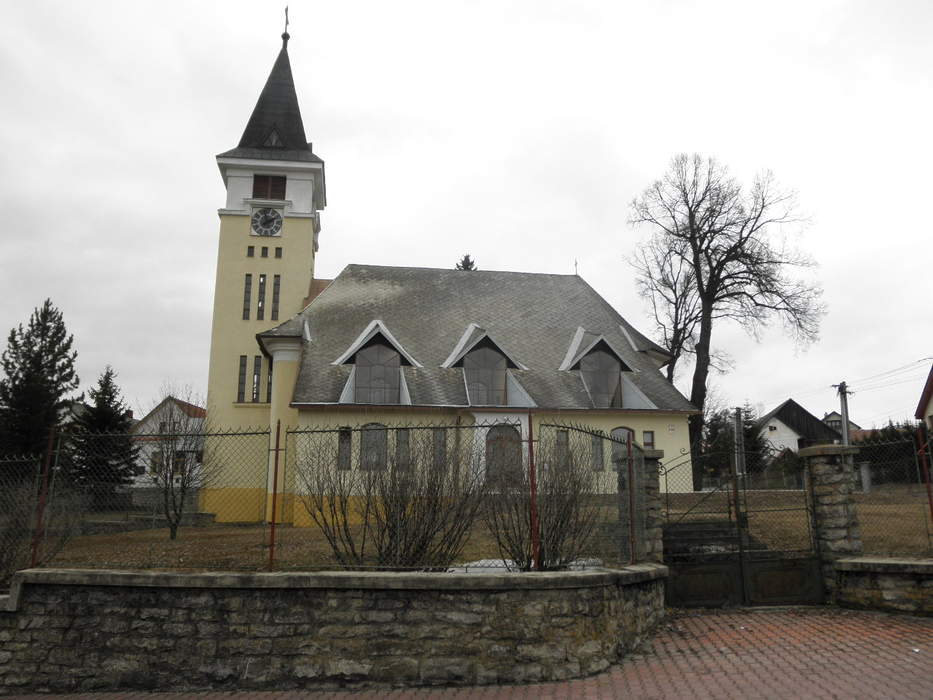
[822, 410, 862, 434]
[130, 396, 206, 486]
[758, 399, 841, 453]
[915, 364, 933, 432]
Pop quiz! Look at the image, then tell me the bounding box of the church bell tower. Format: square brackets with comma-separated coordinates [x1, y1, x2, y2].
[206, 29, 325, 428]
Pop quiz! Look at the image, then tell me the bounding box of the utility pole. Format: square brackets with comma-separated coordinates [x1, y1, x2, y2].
[833, 381, 852, 446]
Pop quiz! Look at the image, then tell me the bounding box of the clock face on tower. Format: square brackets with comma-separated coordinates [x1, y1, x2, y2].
[251, 207, 283, 236]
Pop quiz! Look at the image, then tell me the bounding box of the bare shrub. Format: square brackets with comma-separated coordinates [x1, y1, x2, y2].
[483, 425, 602, 570]
[293, 424, 486, 569]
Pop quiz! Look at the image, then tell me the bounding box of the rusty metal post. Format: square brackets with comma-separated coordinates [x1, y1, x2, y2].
[268, 420, 281, 571]
[527, 411, 541, 570]
[30, 427, 56, 568]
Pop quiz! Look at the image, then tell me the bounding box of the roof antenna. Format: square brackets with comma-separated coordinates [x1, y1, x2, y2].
[574, 258, 579, 275]
[282, 6, 290, 47]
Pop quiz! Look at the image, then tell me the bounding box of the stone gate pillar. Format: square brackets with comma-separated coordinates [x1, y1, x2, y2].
[798, 445, 862, 598]
[643, 449, 664, 563]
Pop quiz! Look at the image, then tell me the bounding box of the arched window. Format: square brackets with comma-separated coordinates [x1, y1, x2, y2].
[580, 349, 623, 408]
[485, 425, 522, 484]
[355, 341, 401, 404]
[464, 345, 507, 405]
[360, 422, 388, 470]
[610, 426, 634, 471]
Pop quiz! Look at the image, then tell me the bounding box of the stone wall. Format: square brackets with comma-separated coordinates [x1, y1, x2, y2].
[835, 557, 932, 615]
[0, 565, 667, 694]
[643, 451, 663, 563]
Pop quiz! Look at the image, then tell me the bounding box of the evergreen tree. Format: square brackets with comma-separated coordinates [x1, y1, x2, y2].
[68, 367, 138, 509]
[0, 300, 79, 458]
[455, 254, 477, 271]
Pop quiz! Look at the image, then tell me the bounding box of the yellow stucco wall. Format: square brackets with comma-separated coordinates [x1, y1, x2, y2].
[205, 213, 315, 431]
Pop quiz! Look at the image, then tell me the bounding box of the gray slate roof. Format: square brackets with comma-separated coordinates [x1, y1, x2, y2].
[265, 265, 695, 412]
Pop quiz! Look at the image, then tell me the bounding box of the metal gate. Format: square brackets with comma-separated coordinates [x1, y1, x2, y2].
[660, 435, 824, 607]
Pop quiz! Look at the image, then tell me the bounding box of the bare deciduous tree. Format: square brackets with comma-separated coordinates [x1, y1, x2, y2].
[631, 154, 824, 484]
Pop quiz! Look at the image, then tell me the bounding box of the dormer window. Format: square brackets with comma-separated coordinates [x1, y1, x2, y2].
[579, 346, 623, 408]
[463, 342, 508, 405]
[354, 340, 401, 404]
[252, 175, 286, 200]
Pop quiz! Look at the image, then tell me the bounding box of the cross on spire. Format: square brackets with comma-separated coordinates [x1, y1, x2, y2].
[282, 6, 290, 47]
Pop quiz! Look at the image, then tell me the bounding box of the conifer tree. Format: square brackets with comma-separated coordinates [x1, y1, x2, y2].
[455, 254, 477, 271]
[68, 367, 138, 509]
[0, 299, 79, 458]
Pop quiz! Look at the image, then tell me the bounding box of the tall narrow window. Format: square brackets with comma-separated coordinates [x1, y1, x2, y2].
[360, 423, 387, 471]
[432, 429, 447, 471]
[261, 246, 269, 258]
[337, 427, 352, 470]
[266, 359, 273, 403]
[252, 175, 286, 200]
[555, 430, 572, 471]
[610, 427, 634, 471]
[247, 246, 255, 257]
[354, 341, 401, 404]
[236, 355, 247, 402]
[274, 247, 283, 259]
[486, 425, 522, 484]
[242, 274, 252, 320]
[463, 344, 507, 405]
[271, 275, 281, 321]
[256, 274, 267, 320]
[591, 433, 605, 471]
[395, 428, 410, 470]
[251, 355, 262, 402]
[579, 348, 623, 408]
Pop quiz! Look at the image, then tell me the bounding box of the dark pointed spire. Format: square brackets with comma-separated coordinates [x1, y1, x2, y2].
[236, 34, 308, 152]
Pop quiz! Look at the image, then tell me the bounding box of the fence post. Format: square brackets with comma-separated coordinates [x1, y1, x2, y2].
[268, 420, 281, 571]
[30, 426, 56, 568]
[800, 444, 862, 599]
[626, 435, 637, 564]
[527, 412, 541, 570]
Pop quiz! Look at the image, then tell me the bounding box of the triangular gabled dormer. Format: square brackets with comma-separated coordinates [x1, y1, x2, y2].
[441, 323, 527, 370]
[333, 321, 418, 405]
[332, 320, 421, 367]
[559, 326, 633, 373]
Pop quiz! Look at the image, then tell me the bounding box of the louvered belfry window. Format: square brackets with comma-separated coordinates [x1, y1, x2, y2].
[252, 175, 286, 200]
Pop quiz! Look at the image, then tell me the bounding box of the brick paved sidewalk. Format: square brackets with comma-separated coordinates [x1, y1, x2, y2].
[9, 607, 933, 700]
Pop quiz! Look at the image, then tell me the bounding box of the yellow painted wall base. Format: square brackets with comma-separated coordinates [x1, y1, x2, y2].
[200, 488, 267, 523]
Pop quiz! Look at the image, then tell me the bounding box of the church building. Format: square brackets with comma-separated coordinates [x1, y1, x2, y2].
[204, 31, 696, 522]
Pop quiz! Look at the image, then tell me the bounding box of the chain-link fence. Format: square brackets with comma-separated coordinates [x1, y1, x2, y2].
[850, 433, 933, 556]
[1, 421, 657, 586]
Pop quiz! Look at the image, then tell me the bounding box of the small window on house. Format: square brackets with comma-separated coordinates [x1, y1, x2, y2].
[432, 428, 447, 471]
[591, 432, 605, 471]
[354, 341, 401, 404]
[579, 348, 623, 408]
[768, 425, 777, 432]
[395, 428, 410, 470]
[642, 430, 655, 450]
[251, 355, 262, 403]
[261, 246, 269, 258]
[247, 246, 255, 258]
[463, 343, 507, 405]
[337, 427, 352, 470]
[360, 423, 387, 470]
[271, 275, 281, 321]
[253, 175, 286, 200]
[158, 421, 167, 434]
[257, 274, 266, 320]
[236, 355, 248, 402]
[275, 247, 283, 259]
[242, 274, 252, 320]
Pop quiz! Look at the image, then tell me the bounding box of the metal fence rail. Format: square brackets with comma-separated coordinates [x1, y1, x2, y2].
[1, 421, 654, 586]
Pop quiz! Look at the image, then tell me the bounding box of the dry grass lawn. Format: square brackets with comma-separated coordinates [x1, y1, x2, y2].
[43, 485, 932, 573]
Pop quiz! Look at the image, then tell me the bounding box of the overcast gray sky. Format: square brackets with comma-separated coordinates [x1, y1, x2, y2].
[1, 0, 931, 426]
